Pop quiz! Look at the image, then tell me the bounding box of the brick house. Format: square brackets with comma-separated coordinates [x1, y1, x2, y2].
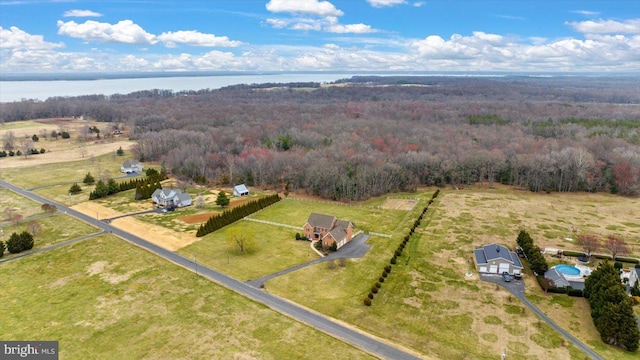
[303, 213, 354, 249]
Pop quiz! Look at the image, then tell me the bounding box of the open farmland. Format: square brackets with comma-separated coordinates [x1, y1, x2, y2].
[266, 185, 639, 359]
[0, 235, 374, 360]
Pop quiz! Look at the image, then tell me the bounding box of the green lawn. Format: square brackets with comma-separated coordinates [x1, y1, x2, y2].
[1, 213, 100, 261]
[0, 235, 374, 360]
[250, 197, 414, 235]
[177, 220, 318, 281]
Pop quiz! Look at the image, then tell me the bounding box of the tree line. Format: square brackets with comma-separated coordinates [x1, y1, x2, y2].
[196, 194, 281, 237]
[584, 261, 639, 352]
[2, 76, 639, 199]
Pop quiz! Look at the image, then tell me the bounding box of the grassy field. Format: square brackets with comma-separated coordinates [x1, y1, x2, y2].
[177, 220, 317, 281]
[266, 186, 639, 359]
[0, 188, 44, 219]
[1, 213, 100, 260]
[250, 196, 416, 234]
[2, 150, 133, 190]
[0, 235, 374, 360]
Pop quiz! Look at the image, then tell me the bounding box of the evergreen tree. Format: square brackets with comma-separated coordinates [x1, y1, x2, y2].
[93, 180, 109, 198]
[69, 182, 82, 195]
[216, 191, 230, 207]
[0, 240, 5, 258]
[6, 232, 23, 253]
[19, 231, 34, 251]
[107, 178, 119, 195]
[83, 172, 95, 185]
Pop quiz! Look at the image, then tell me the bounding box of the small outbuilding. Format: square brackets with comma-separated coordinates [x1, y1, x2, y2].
[233, 184, 249, 197]
[121, 159, 143, 174]
[474, 243, 524, 275]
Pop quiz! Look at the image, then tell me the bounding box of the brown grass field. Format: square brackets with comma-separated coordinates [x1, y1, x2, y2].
[380, 198, 418, 210]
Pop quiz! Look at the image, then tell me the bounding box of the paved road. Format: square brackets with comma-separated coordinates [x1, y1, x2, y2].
[0, 179, 422, 360]
[480, 274, 603, 360]
[247, 234, 371, 288]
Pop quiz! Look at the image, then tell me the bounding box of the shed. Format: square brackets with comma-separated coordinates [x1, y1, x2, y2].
[474, 243, 524, 275]
[233, 184, 249, 196]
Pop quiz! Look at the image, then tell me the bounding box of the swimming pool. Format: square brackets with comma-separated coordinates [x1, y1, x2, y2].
[555, 264, 581, 275]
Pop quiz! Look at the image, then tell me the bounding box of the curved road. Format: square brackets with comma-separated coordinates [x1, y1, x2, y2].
[480, 274, 603, 360]
[0, 179, 422, 360]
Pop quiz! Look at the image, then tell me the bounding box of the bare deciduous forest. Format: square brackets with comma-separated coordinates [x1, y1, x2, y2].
[2, 76, 639, 199]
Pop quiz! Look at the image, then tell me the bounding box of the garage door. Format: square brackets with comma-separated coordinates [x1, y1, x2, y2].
[479, 266, 487, 273]
[499, 263, 510, 274]
[489, 265, 498, 273]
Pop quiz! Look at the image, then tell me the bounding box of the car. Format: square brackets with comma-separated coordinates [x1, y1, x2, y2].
[160, 208, 168, 213]
[502, 272, 512, 282]
[513, 270, 522, 279]
[515, 246, 525, 258]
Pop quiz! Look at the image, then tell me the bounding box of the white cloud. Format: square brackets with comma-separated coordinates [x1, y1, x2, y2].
[571, 10, 600, 16]
[157, 30, 243, 48]
[266, 16, 375, 34]
[0, 26, 64, 50]
[566, 18, 640, 34]
[413, 1, 425, 7]
[63, 9, 103, 17]
[266, 0, 343, 17]
[367, 0, 406, 7]
[57, 20, 157, 45]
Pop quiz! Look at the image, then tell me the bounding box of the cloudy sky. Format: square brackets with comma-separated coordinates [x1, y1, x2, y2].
[1, 0, 639, 73]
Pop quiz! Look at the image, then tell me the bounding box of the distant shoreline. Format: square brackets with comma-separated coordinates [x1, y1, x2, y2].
[3, 71, 636, 82]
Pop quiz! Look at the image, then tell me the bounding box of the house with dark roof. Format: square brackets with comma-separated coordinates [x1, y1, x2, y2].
[303, 213, 354, 250]
[120, 159, 143, 173]
[474, 243, 524, 275]
[233, 184, 249, 197]
[151, 188, 192, 208]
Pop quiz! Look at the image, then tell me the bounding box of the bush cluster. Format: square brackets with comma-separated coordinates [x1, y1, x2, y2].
[364, 190, 439, 306]
[584, 261, 639, 352]
[5, 231, 34, 254]
[0, 148, 46, 157]
[196, 195, 281, 237]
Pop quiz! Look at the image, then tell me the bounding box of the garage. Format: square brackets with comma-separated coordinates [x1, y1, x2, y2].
[479, 266, 487, 273]
[489, 265, 498, 273]
[499, 263, 510, 274]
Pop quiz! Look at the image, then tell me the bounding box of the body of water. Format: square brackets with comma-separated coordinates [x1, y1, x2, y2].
[0, 73, 362, 102]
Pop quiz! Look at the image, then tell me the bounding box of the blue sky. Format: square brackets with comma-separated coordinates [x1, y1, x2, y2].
[1, 0, 639, 73]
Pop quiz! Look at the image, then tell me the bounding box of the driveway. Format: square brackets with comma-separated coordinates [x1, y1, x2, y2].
[247, 234, 371, 288]
[479, 273, 603, 360]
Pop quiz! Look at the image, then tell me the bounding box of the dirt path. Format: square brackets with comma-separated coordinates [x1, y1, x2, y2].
[72, 201, 200, 251]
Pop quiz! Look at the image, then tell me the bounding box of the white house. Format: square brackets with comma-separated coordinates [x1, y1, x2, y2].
[151, 188, 192, 208]
[629, 268, 640, 288]
[121, 159, 143, 174]
[474, 243, 524, 275]
[233, 184, 249, 197]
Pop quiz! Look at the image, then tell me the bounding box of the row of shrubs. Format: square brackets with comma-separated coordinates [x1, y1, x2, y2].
[364, 190, 439, 306]
[516, 230, 549, 275]
[196, 194, 281, 237]
[87, 169, 167, 200]
[0, 148, 46, 157]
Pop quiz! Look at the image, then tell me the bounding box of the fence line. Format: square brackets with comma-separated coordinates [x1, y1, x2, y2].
[369, 231, 392, 238]
[242, 217, 302, 230]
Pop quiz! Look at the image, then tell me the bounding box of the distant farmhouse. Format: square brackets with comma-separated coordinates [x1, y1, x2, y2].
[303, 213, 354, 250]
[474, 243, 523, 275]
[233, 184, 249, 196]
[120, 159, 143, 174]
[151, 188, 192, 208]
